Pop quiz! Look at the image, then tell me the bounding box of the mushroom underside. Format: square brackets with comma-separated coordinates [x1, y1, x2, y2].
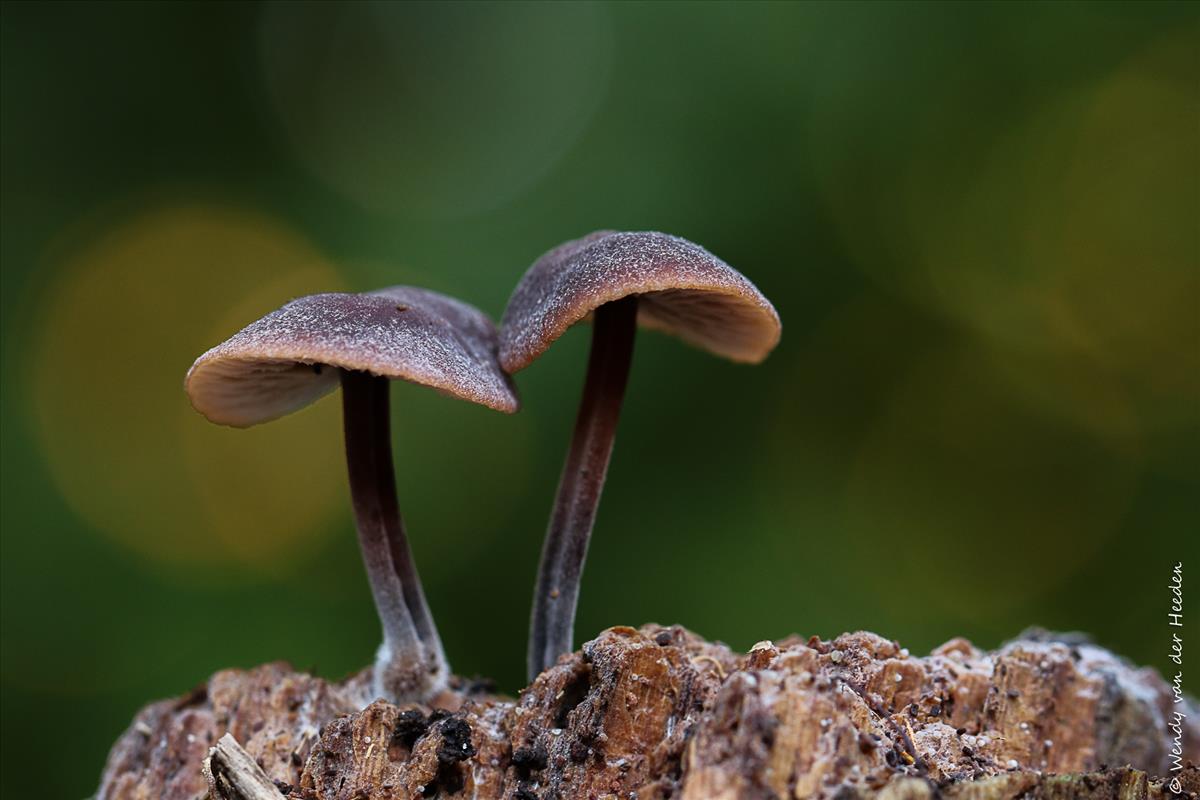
[186, 357, 339, 428]
[636, 288, 780, 364]
[188, 350, 517, 428]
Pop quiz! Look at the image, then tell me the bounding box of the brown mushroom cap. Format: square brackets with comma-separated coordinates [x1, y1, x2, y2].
[186, 286, 518, 427]
[499, 231, 781, 373]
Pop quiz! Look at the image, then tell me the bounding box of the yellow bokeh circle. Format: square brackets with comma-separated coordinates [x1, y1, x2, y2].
[30, 204, 349, 570]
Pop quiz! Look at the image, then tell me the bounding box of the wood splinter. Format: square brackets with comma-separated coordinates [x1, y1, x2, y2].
[202, 733, 285, 800]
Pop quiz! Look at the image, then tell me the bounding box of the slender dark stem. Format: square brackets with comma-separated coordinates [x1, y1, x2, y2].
[528, 296, 638, 680]
[341, 370, 447, 700]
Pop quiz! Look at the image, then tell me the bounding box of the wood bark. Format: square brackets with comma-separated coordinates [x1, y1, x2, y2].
[97, 625, 1198, 800]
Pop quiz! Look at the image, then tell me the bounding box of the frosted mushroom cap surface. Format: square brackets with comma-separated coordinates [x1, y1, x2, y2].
[499, 231, 781, 373]
[186, 286, 518, 427]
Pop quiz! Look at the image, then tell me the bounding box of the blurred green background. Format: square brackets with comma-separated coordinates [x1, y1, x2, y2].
[2, 1, 1197, 795]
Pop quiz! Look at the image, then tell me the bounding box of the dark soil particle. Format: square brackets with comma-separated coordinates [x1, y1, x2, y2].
[512, 743, 549, 775]
[437, 718, 476, 764]
[391, 709, 430, 750]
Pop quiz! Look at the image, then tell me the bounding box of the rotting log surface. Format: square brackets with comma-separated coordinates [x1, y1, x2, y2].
[97, 625, 1198, 800]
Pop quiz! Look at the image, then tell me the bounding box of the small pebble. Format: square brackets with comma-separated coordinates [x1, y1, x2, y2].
[1007, 759, 1019, 770]
[830, 650, 844, 664]
[894, 673, 903, 683]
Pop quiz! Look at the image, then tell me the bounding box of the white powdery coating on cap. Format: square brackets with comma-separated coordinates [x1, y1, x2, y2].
[186, 286, 518, 427]
[498, 231, 782, 373]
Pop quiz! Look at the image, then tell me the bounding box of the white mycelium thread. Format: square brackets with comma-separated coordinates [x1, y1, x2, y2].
[499, 231, 782, 373]
[186, 286, 518, 427]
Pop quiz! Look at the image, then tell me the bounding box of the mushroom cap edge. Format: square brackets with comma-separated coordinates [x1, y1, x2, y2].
[186, 286, 519, 428]
[498, 231, 781, 374]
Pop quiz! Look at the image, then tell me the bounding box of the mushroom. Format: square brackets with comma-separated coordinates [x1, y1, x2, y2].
[186, 286, 518, 702]
[500, 231, 781, 679]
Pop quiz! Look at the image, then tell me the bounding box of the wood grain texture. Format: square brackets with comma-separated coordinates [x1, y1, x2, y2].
[203, 734, 286, 800]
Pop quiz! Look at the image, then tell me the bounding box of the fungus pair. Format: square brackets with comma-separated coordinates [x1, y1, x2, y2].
[186, 232, 779, 702]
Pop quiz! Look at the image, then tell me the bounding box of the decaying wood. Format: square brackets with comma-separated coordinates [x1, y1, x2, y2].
[202, 734, 286, 800]
[97, 625, 1198, 800]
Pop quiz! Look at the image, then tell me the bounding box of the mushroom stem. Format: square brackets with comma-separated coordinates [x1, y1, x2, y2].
[528, 296, 638, 680]
[341, 369, 448, 701]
